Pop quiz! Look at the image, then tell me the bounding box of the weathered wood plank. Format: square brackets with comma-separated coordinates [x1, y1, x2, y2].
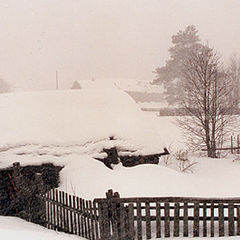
[218, 203, 224, 237]
[156, 202, 161, 238]
[83, 200, 91, 239]
[72, 196, 77, 235]
[193, 202, 199, 237]
[76, 197, 81, 236]
[137, 201, 142, 240]
[89, 201, 95, 240]
[47, 191, 50, 229]
[174, 203, 180, 237]
[52, 189, 56, 230]
[65, 192, 70, 233]
[80, 198, 85, 237]
[145, 202, 151, 239]
[110, 200, 118, 240]
[228, 203, 235, 236]
[93, 201, 99, 240]
[59, 191, 63, 231]
[69, 195, 74, 234]
[62, 191, 66, 232]
[237, 206, 240, 235]
[101, 201, 111, 239]
[164, 202, 170, 238]
[55, 189, 59, 231]
[128, 203, 135, 240]
[210, 203, 214, 237]
[119, 203, 126, 239]
[183, 202, 188, 237]
[202, 203, 207, 237]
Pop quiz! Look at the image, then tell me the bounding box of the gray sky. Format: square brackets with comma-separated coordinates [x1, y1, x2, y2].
[0, 0, 240, 91]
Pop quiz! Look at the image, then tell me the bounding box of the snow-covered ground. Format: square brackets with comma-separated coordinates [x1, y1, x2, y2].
[0, 88, 240, 239]
[0, 216, 239, 240]
[0, 216, 84, 240]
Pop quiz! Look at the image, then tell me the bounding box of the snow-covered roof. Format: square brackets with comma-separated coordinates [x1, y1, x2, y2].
[0, 89, 165, 153]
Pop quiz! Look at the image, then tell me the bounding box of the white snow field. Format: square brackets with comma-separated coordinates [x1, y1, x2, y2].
[0, 216, 239, 240]
[0, 88, 240, 239]
[0, 216, 85, 240]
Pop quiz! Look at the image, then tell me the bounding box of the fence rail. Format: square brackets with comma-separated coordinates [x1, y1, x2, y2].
[35, 189, 240, 239]
[202, 135, 240, 154]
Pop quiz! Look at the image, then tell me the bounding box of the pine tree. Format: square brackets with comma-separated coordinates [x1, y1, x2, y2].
[153, 25, 202, 105]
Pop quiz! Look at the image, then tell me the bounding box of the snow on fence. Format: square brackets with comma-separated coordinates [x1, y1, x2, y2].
[38, 189, 240, 239]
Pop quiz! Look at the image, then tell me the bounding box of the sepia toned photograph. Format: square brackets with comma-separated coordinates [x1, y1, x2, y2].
[0, 0, 240, 239]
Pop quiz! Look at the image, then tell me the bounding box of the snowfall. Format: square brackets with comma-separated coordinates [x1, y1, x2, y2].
[0, 83, 240, 239]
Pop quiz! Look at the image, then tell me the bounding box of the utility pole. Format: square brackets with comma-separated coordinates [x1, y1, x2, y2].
[56, 71, 59, 90]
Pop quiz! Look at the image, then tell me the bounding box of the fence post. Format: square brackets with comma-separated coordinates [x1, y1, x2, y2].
[96, 189, 120, 240]
[238, 135, 240, 154]
[106, 190, 121, 240]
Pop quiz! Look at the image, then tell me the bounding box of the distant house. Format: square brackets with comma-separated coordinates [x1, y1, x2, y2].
[71, 81, 82, 89]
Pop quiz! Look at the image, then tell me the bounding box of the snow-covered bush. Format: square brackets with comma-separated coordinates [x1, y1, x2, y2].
[174, 150, 197, 173]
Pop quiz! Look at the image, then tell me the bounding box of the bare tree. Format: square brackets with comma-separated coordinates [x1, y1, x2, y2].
[228, 54, 240, 108]
[177, 45, 234, 158]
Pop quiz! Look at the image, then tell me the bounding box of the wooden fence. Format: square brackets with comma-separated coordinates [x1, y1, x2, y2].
[40, 189, 100, 240]
[37, 189, 240, 239]
[202, 135, 240, 154]
[94, 190, 240, 239]
[230, 135, 240, 154]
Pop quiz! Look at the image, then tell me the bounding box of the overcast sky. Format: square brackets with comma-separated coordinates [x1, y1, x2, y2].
[0, 0, 240, 91]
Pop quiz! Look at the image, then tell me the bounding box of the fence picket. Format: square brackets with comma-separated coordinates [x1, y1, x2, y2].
[65, 192, 70, 233]
[80, 198, 85, 237]
[51, 189, 56, 230]
[183, 202, 188, 237]
[174, 203, 180, 237]
[203, 203, 207, 237]
[193, 202, 199, 237]
[86, 201, 91, 239]
[47, 191, 50, 229]
[83, 199, 89, 238]
[72, 196, 77, 235]
[164, 202, 170, 238]
[237, 206, 240, 236]
[128, 203, 135, 240]
[145, 201, 151, 239]
[61, 191, 66, 232]
[69, 195, 73, 234]
[89, 201, 95, 240]
[93, 201, 99, 240]
[219, 203, 224, 237]
[59, 191, 63, 231]
[211, 203, 215, 237]
[156, 202, 161, 238]
[76, 197, 81, 236]
[111, 200, 119, 240]
[55, 190, 59, 231]
[228, 203, 235, 236]
[137, 201, 142, 240]
[119, 203, 126, 239]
